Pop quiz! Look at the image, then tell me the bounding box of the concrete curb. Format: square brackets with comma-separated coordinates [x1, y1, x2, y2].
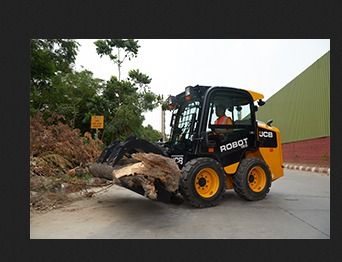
[283, 163, 330, 175]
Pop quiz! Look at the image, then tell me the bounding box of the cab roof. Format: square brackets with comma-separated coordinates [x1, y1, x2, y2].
[175, 85, 265, 102]
[244, 89, 264, 101]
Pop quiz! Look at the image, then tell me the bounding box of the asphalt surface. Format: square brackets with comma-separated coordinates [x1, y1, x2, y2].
[30, 169, 330, 239]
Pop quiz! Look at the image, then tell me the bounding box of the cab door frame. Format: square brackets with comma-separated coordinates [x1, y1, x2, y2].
[197, 86, 258, 166]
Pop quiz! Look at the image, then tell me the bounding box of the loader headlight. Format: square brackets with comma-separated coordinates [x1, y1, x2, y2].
[185, 86, 192, 101]
[185, 86, 191, 96]
[167, 95, 177, 110]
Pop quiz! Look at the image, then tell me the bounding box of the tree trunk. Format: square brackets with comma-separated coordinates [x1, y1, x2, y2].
[88, 153, 181, 200]
[117, 48, 121, 81]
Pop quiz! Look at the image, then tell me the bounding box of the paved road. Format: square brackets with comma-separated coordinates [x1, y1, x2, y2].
[30, 169, 330, 239]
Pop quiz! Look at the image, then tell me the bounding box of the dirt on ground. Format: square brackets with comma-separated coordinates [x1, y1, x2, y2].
[30, 154, 112, 213]
[30, 151, 182, 212]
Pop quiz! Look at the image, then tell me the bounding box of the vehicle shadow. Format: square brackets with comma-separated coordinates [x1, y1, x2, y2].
[96, 189, 240, 218]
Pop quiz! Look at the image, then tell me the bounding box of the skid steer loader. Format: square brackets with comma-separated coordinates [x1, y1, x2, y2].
[98, 85, 284, 207]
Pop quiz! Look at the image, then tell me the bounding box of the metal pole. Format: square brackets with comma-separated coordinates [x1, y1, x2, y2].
[161, 106, 166, 142]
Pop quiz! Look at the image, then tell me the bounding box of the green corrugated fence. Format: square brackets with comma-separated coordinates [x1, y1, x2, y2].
[256, 51, 330, 143]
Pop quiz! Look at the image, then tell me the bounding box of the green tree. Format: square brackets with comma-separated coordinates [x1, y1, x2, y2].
[138, 125, 162, 142]
[30, 38, 163, 145]
[57, 70, 104, 131]
[99, 73, 163, 144]
[30, 39, 80, 114]
[95, 39, 140, 80]
[94, 39, 162, 144]
[99, 77, 144, 143]
[34, 70, 104, 130]
[30, 39, 79, 89]
[128, 69, 162, 111]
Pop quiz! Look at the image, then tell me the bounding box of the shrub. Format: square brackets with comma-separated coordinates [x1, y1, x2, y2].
[30, 113, 103, 166]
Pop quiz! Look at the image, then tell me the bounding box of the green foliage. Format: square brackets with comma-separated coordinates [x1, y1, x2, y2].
[30, 39, 79, 89]
[128, 69, 151, 88]
[95, 39, 139, 59]
[30, 38, 162, 147]
[99, 76, 161, 144]
[93, 40, 162, 144]
[95, 39, 140, 80]
[138, 125, 162, 142]
[31, 69, 104, 133]
[161, 101, 169, 111]
[30, 39, 80, 115]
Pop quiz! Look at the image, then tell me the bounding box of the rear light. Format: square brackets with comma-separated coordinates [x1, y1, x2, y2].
[208, 147, 214, 153]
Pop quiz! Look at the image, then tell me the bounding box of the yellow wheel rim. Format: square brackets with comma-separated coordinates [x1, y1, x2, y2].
[194, 168, 220, 198]
[248, 166, 266, 193]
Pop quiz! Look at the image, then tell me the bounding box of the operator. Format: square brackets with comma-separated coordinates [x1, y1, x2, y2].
[214, 104, 233, 125]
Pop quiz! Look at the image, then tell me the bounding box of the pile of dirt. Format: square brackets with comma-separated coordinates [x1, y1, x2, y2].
[30, 156, 112, 212]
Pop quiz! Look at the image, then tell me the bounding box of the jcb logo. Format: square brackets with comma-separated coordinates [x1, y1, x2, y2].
[259, 131, 273, 138]
[171, 155, 183, 165]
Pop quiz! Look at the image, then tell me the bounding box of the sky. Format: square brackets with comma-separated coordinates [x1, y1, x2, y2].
[74, 39, 330, 134]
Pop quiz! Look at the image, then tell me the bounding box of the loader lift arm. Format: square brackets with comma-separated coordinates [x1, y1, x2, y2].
[97, 136, 166, 167]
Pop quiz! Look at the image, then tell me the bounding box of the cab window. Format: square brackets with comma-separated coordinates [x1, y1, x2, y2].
[207, 91, 253, 130]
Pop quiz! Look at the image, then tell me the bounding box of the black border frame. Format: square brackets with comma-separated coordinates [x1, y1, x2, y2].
[1, 0, 340, 261]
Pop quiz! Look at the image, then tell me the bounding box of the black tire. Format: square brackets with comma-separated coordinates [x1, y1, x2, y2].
[233, 158, 272, 201]
[180, 157, 225, 208]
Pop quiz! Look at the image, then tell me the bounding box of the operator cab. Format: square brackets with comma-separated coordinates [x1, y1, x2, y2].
[165, 85, 265, 167]
[206, 89, 256, 150]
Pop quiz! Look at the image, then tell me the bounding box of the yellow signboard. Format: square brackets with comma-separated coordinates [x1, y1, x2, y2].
[91, 115, 104, 129]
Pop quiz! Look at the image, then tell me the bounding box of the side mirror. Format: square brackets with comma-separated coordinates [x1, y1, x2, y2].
[266, 119, 273, 126]
[258, 99, 265, 106]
